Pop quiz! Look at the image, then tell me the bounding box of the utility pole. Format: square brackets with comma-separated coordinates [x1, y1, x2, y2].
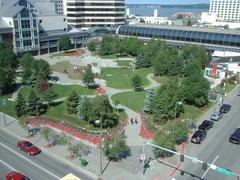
[173, 101, 182, 140]
[0, 89, 6, 126]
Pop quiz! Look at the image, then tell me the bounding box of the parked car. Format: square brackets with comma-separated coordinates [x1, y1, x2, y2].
[191, 131, 207, 144]
[17, 140, 41, 155]
[211, 112, 223, 121]
[219, 104, 231, 113]
[198, 120, 214, 131]
[229, 128, 240, 145]
[6, 171, 30, 180]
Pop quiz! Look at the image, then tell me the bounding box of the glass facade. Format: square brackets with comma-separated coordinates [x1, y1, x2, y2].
[117, 25, 240, 52]
[13, 8, 39, 51]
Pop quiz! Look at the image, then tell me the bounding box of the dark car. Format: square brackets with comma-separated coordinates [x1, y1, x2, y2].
[219, 104, 231, 113]
[198, 120, 214, 131]
[211, 112, 223, 121]
[191, 131, 207, 144]
[6, 171, 30, 180]
[229, 128, 240, 145]
[17, 140, 41, 155]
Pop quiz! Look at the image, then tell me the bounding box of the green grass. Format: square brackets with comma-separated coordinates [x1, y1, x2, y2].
[44, 102, 99, 131]
[111, 91, 146, 111]
[153, 76, 170, 84]
[115, 60, 132, 67]
[0, 94, 17, 117]
[50, 61, 71, 73]
[100, 54, 118, 59]
[49, 51, 65, 58]
[100, 67, 152, 89]
[20, 84, 95, 99]
[181, 102, 215, 121]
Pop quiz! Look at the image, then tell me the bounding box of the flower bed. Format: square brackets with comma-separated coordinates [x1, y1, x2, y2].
[28, 115, 104, 145]
[31, 120, 100, 145]
[64, 49, 85, 57]
[139, 112, 156, 139]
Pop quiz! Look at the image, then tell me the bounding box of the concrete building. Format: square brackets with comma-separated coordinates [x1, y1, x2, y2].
[50, 0, 63, 14]
[0, 0, 94, 55]
[209, 0, 240, 21]
[63, 0, 125, 29]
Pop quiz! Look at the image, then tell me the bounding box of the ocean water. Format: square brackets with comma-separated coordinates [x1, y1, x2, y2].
[129, 7, 209, 17]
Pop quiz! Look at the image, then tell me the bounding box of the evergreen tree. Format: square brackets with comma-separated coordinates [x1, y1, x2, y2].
[144, 88, 154, 113]
[42, 87, 57, 106]
[131, 74, 142, 91]
[77, 96, 91, 121]
[0, 42, 18, 93]
[82, 65, 94, 87]
[27, 90, 43, 116]
[15, 92, 27, 117]
[66, 90, 79, 114]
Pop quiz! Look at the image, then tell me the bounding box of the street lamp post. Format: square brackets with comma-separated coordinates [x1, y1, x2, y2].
[95, 117, 103, 175]
[0, 89, 6, 126]
[173, 101, 182, 140]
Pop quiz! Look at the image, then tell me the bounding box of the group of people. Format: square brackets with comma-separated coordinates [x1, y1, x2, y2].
[130, 118, 138, 125]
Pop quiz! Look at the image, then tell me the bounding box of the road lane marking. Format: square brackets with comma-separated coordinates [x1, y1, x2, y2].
[0, 159, 17, 171]
[0, 142, 60, 179]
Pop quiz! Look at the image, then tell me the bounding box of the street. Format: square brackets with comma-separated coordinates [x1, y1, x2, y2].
[0, 129, 94, 180]
[175, 87, 240, 180]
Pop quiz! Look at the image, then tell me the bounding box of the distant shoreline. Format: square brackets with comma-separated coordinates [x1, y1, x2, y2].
[126, 3, 209, 9]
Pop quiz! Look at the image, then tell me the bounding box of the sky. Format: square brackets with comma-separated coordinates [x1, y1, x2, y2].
[126, 0, 209, 4]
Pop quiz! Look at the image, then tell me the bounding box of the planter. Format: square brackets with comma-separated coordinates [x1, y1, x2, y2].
[79, 159, 88, 166]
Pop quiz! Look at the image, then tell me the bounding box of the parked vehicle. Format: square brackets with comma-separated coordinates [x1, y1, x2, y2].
[6, 171, 30, 180]
[198, 120, 214, 131]
[219, 104, 231, 113]
[229, 128, 240, 145]
[17, 140, 41, 155]
[211, 112, 223, 121]
[191, 131, 207, 144]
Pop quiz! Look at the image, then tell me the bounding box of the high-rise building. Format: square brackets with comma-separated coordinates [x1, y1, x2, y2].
[50, 0, 63, 14]
[209, 0, 240, 21]
[63, 0, 125, 28]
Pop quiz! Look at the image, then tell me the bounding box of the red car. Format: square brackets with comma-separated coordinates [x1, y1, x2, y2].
[17, 140, 41, 155]
[6, 171, 30, 180]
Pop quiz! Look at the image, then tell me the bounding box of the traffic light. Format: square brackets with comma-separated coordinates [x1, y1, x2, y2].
[202, 162, 208, 170]
[180, 154, 184, 162]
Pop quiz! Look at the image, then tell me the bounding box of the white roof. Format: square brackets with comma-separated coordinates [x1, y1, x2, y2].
[60, 173, 81, 180]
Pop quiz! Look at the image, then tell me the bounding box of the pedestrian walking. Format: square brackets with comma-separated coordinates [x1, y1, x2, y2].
[130, 118, 134, 125]
[135, 118, 138, 124]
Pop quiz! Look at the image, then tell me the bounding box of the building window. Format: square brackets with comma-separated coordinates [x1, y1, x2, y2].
[20, 9, 30, 17]
[16, 41, 21, 47]
[33, 19, 37, 27]
[21, 20, 30, 28]
[23, 40, 32, 46]
[15, 32, 20, 38]
[39, 19, 42, 23]
[22, 31, 31, 37]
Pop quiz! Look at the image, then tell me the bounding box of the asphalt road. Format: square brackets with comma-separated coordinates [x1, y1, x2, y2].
[175, 87, 240, 180]
[0, 129, 94, 180]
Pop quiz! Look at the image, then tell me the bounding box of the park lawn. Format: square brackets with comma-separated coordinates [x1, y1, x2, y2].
[100, 67, 152, 89]
[111, 91, 146, 111]
[181, 102, 215, 121]
[100, 54, 118, 59]
[49, 51, 65, 58]
[153, 76, 170, 84]
[20, 84, 95, 99]
[115, 60, 132, 67]
[50, 61, 71, 73]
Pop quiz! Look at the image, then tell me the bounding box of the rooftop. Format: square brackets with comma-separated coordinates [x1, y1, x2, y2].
[125, 24, 240, 35]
